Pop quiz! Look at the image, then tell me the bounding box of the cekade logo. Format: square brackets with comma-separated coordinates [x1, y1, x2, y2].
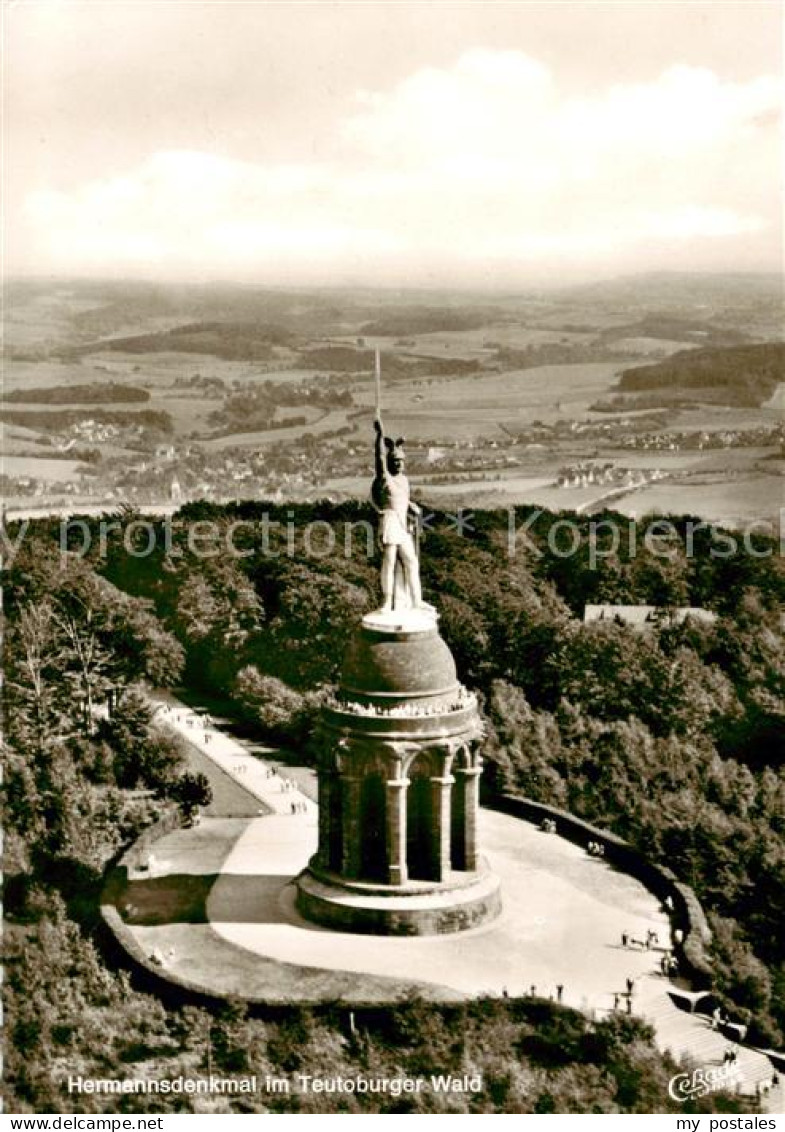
[668, 1064, 741, 1102]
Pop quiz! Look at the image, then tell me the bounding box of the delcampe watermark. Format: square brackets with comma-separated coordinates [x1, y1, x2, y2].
[1, 507, 783, 569]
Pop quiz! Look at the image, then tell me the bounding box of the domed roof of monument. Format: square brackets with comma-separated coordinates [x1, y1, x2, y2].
[340, 621, 458, 700]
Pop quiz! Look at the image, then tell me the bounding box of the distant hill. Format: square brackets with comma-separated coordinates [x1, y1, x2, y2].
[9, 274, 783, 364]
[75, 321, 296, 361]
[301, 346, 479, 376]
[358, 306, 496, 336]
[617, 342, 785, 406]
[598, 315, 749, 346]
[64, 282, 350, 339]
[561, 270, 784, 307]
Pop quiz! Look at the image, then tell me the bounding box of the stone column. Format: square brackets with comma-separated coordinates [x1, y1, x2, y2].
[340, 775, 363, 878]
[457, 766, 481, 871]
[385, 777, 409, 886]
[430, 773, 454, 882]
[317, 772, 333, 868]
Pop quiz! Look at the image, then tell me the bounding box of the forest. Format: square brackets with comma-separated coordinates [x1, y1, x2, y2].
[597, 316, 748, 346]
[3, 500, 783, 1112]
[300, 346, 480, 376]
[5, 383, 150, 405]
[96, 501, 785, 1042]
[357, 307, 494, 336]
[0, 407, 173, 434]
[617, 343, 785, 405]
[206, 379, 354, 436]
[91, 321, 295, 361]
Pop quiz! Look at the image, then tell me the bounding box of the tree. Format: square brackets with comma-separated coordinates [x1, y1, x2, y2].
[709, 914, 780, 1045]
[171, 772, 212, 823]
[102, 595, 185, 695]
[175, 557, 264, 648]
[97, 690, 185, 789]
[5, 602, 70, 754]
[235, 667, 304, 731]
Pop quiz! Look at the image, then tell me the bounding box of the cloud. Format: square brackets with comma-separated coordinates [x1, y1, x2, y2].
[22, 151, 400, 276]
[15, 50, 782, 281]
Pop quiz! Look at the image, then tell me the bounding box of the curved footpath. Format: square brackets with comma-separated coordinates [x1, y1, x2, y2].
[107, 692, 781, 1111]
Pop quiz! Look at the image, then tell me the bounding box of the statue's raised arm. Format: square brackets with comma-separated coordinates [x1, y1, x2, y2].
[373, 413, 388, 492]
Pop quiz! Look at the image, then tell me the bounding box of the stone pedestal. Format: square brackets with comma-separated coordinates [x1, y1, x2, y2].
[295, 610, 502, 936]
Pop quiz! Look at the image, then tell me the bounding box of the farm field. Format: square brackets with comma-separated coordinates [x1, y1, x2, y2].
[595, 447, 780, 473]
[1, 423, 64, 455]
[411, 444, 782, 523]
[611, 474, 783, 526]
[203, 408, 351, 449]
[1, 393, 216, 439]
[659, 404, 781, 433]
[86, 352, 302, 386]
[5, 353, 358, 442]
[349, 324, 599, 359]
[422, 473, 556, 496]
[2, 434, 135, 461]
[4, 354, 301, 394]
[2, 456, 86, 482]
[417, 469, 782, 527]
[354, 362, 632, 442]
[609, 335, 698, 355]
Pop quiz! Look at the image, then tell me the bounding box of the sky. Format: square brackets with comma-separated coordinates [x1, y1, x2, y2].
[4, 1, 783, 287]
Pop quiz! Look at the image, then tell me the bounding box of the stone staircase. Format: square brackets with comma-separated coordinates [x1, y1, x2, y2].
[637, 974, 782, 1112]
[150, 692, 315, 817]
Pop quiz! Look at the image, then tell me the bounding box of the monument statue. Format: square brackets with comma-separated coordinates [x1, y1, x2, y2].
[371, 415, 422, 612]
[294, 348, 501, 936]
[370, 351, 431, 617]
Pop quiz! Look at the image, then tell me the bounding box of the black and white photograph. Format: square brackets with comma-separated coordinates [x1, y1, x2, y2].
[2, 0, 783, 1120]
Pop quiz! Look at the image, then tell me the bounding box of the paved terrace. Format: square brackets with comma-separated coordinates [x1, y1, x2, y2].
[113, 693, 781, 1109]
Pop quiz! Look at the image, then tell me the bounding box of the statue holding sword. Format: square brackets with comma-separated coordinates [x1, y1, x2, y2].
[370, 350, 429, 614]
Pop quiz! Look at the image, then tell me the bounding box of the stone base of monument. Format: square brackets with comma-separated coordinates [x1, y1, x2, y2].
[296, 607, 503, 937]
[295, 857, 502, 936]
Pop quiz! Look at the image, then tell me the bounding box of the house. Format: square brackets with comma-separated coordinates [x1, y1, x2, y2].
[583, 605, 718, 631]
